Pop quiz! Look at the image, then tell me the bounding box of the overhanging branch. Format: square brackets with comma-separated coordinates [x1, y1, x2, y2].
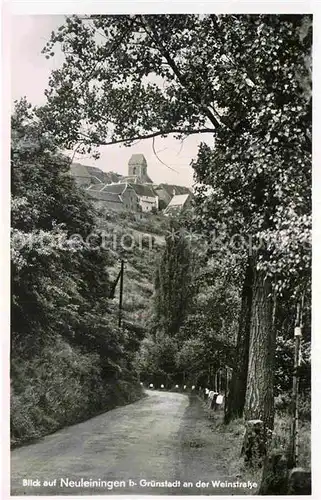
[79, 127, 216, 146]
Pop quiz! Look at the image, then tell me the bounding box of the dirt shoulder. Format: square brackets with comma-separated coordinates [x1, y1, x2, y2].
[175, 394, 261, 495]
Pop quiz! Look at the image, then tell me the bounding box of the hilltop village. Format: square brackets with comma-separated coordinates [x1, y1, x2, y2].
[69, 154, 193, 216]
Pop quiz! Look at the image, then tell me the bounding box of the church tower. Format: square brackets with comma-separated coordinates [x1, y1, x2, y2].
[128, 154, 152, 183]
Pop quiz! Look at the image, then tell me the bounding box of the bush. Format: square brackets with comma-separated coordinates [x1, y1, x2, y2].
[269, 410, 311, 469]
[10, 102, 144, 449]
[274, 392, 311, 421]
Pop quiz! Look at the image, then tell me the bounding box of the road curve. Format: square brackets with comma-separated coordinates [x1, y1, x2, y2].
[11, 390, 253, 495]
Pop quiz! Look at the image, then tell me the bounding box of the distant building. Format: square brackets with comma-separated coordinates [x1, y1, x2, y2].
[130, 183, 158, 212]
[85, 186, 124, 211]
[163, 193, 193, 216]
[86, 183, 139, 211]
[87, 183, 159, 213]
[155, 184, 192, 210]
[69, 154, 192, 214]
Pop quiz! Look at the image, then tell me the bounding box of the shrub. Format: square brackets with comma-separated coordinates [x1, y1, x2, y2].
[269, 410, 311, 469]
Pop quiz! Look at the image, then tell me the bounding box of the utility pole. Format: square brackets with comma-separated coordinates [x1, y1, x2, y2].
[109, 259, 126, 328]
[289, 292, 304, 467]
[118, 259, 125, 328]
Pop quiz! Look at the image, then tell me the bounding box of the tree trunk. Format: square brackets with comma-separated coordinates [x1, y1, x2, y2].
[241, 419, 266, 468]
[244, 267, 275, 432]
[225, 260, 253, 423]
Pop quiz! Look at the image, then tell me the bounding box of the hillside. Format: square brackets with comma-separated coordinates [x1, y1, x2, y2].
[95, 207, 170, 331]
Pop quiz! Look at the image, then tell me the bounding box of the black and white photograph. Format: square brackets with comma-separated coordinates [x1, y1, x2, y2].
[7, 4, 314, 497]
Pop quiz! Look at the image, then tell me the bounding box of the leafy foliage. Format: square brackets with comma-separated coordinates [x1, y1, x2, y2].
[135, 219, 239, 386]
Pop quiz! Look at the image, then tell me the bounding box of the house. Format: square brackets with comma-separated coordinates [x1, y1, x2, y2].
[163, 193, 193, 216]
[85, 186, 124, 211]
[86, 183, 139, 211]
[85, 182, 159, 213]
[129, 183, 158, 212]
[69, 155, 192, 214]
[155, 184, 192, 210]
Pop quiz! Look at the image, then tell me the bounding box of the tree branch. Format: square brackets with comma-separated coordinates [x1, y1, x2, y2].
[79, 127, 216, 146]
[68, 141, 84, 166]
[138, 16, 223, 130]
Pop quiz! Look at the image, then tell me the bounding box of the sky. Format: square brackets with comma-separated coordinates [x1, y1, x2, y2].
[10, 14, 213, 187]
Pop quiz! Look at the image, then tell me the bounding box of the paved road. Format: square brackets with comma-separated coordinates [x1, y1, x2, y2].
[11, 391, 254, 495]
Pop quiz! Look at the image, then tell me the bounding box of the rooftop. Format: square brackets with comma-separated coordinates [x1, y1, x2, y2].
[123, 174, 154, 184]
[97, 183, 129, 195]
[85, 189, 122, 203]
[156, 184, 192, 196]
[129, 183, 157, 197]
[166, 193, 191, 207]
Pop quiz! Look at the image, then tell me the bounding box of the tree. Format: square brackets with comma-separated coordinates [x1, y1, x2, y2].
[39, 15, 311, 438]
[225, 261, 253, 422]
[175, 247, 240, 382]
[135, 333, 179, 387]
[153, 224, 194, 336]
[191, 17, 311, 434]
